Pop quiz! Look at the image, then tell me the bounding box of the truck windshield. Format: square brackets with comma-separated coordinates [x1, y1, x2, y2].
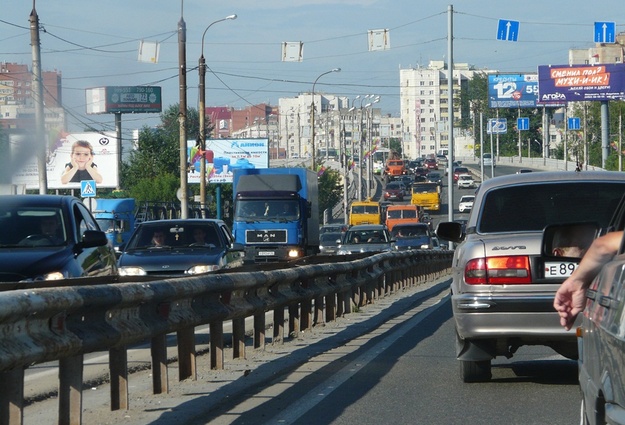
[235, 200, 300, 221]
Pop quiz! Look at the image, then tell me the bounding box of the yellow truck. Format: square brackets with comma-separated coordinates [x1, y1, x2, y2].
[349, 199, 381, 226]
[410, 182, 441, 211]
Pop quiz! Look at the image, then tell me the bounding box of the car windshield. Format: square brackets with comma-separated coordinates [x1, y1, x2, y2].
[126, 223, 222, 250]
[478, 182, 625, 233]
[235, 200, 300, 221]
[392, 225, 428, 239]
[0, 207, 67, 247]
[345, 230, 388, 244]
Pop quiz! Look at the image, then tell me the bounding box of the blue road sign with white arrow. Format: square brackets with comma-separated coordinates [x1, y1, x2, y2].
[594, 22, 615, 43]
[568, 117, 581, 131]
[497, 19, 519, 42]
[517, 117, 529, 131]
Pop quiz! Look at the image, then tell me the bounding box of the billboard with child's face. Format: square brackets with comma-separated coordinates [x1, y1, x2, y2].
[188, 138, 269, 184]
[11, 132, 119, 190]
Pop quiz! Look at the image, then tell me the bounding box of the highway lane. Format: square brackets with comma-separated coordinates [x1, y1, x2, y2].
[184, 283, 580, 424]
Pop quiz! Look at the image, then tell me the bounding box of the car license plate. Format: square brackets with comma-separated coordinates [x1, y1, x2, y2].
[544, 261, 578, 278]
[258, 251, 275, 256]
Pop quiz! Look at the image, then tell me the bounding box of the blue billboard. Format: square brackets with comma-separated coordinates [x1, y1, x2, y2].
[538, 64, 625, 102]
[488, 74, 538, 108]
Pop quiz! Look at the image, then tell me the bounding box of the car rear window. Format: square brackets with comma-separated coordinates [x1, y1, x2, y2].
[478, 182, 625, 233]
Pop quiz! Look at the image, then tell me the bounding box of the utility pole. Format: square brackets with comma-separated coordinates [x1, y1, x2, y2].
[178, 3, 188, 218]
[30, 1, 47, 194]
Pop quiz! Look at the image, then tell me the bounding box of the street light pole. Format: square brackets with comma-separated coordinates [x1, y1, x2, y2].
[178, 4, 188, 219]
[198, 14, 237, 218]
[311, 68, 340, 170]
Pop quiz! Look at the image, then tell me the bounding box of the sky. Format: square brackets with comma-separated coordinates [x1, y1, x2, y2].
[1, 0, 624, 143]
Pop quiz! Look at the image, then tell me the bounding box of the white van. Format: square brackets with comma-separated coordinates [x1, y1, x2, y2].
[482, 153, 496, 168]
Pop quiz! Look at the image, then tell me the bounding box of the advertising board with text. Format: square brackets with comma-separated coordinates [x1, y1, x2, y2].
[488, 74, 538, 108]
[538, 64, 625, 102]
[188, 138, 269, 184]
[11, 132, 119, 190]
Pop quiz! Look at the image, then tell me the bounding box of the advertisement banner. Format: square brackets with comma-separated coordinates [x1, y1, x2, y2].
[188, 138, 269, 184]
[488, 74, 539, 108]
[538, 64, 625, 102]
[11, 132, 119, 190]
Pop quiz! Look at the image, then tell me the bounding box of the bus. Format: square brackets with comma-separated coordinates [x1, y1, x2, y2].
[317, 147, 338, 161]
[372, 148, 391, 174]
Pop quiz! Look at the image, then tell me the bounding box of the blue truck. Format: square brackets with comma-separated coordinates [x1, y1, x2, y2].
[232, 168, 319, 263]
[92, 198, 136, 252]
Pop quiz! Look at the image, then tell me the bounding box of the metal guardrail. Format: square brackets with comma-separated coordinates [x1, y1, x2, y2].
[0, 250, 452, 425]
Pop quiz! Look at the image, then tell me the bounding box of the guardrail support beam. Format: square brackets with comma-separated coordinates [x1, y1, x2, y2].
[58, 354, 83, 425]
[177, 328, 196, 380]
[0, 368, 24, 425]
[109, 347, 129, 411]
[151, 335, 169, 394]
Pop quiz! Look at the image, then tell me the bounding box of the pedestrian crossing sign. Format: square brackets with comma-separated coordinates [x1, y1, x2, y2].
[80, 180, 97, 198]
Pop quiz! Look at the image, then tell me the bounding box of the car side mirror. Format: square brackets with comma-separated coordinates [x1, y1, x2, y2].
[542, 222, 600, 260]
[80, 230, 108, 249]
[435, 221, 464, 243]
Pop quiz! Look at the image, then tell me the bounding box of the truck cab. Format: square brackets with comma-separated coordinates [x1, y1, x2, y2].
[349, 199, 381, 226]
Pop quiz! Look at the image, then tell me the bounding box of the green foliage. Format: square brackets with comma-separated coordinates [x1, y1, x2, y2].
[317, 168, 343, 220]
[120, 104, 200, 202]
[128, 173, 180, 202]
[388, 138, 402, 157]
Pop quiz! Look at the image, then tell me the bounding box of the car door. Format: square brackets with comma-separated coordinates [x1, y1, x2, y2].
[219, 223, 244, 269]
[72, 201, 117, 276]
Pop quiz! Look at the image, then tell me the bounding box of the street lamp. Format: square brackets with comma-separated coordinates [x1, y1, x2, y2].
[311, 68, 341, 170]
[198, 14, 237, 217]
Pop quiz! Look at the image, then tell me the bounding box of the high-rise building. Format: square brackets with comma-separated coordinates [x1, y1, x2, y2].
[0, 62, 65, 132]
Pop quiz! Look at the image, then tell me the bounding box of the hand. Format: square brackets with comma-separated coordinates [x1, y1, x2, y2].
[553, 277, 587, 331]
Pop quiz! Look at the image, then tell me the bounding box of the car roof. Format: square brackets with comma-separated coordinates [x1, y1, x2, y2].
[477, 170, 625, 192]
[0, 194, 76, 207]
[348, 224, 386, 231]
[138, 218, 226, 227]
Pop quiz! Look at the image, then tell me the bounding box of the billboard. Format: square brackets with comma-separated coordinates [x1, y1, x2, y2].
[11, 132, 120, 190]
[188, 138, 269, 184]
[538, 64, 625, 102]
[86, 86, 162, 114]
[488, 74, 539, 108]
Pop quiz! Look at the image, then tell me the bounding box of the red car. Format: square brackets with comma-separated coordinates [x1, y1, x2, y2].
[453, 166, 469, 181]
[424, 158, 438, 170]
[383, 182, 404, 201]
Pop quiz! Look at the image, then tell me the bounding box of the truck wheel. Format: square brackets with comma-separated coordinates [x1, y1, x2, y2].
[460, 359, 491, 383]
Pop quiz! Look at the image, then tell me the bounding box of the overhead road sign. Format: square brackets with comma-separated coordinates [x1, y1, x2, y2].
[538, 64, 625, 102]
[487, 118, 507, 134]
[568, 117, 581, 131]
[489, 74, 538, 108]
[497, 19, 519, 41]
[594, 22, 615, 43]
[517, 118, 530, 131]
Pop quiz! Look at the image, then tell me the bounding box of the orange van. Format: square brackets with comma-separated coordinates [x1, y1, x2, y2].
[385, 204, 419, 231]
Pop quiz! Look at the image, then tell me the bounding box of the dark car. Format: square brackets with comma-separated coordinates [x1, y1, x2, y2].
[0, 195, 117, 282]
[320, 224, 348, 234]
[117, 219, 244, 276]
[337, 224, 393, 255]
[319, 232, 342, 255]
[426, 172, 443, 186]
[390, 223, 432, 251]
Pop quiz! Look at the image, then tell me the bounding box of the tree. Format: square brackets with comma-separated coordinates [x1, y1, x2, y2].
[120, 104, 200, 201]
[317, 168, 343, 222]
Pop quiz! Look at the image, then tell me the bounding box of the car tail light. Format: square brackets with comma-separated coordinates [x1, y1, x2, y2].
[465, 256, 531, 285]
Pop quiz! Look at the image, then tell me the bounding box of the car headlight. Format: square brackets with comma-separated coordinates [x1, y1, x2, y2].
[118, 266, 147, 276]
[337, 249, 349, 255]
[187, 264, 221, 274]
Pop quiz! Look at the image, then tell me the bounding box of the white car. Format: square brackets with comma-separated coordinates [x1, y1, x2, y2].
[457, 174, 475, 189]
[458, 195, 474, 213]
